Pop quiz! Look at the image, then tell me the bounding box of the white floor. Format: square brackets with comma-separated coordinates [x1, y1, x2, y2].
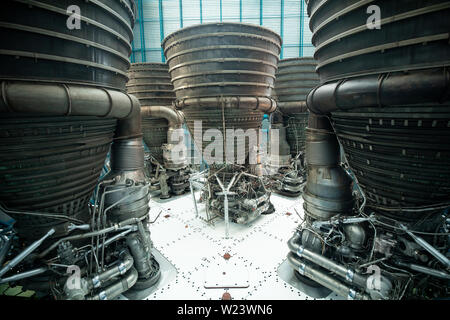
[139, 191, 340, 300]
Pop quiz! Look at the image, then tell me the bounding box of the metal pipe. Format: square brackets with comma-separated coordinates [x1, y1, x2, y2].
[141, 105, 184, 131]
[278, 101, 308, 115]
[0, 81, 142, 139]
[0, 234, 12, 267]
[215, 172, 239, 239]
[287, 252, 370, 300]
[215, 176, 229, 238]
[224, 192, 229, 239]
[395, 261, 450, 280]
[399, 223, 450, 268]
[0, 204, 85, 225]
[98, 187, 148, 270]
[126, 233, 154, 280]
[39, 222, 141, 259]
[0, 228, 55, 278]
[175, 96, 277, 114]
[88, 267, 138, 300]
[306, 67, 450, 115]
[77, 228, 135, 264]
[0, 267, 48, 284]
[89, 251, 134, 290]
[189, 179, 199, 218]
[288, 232, 367, 288]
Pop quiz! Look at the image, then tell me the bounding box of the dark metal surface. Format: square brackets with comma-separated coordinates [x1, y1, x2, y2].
[0, 115, 116, 239]
[163, 23, 281, 165]
[274, 57, 319, 106]
[126, 63, 176, 162]
[126, 63, 175, 107]
[291, 1, 450, 300]
[307, 68, 450, 115]
[142, 118, 168, 163]
[306, 0, 450, 82]
[274, 58, 318, 157]
[305, 128, 340, 167]
[304, 1, 450, 218]
[284, 113, 309, 157]
[185, 106, 264, 165]
[0, 0, 136, 90]
[332, 106, 450, 220]
[162, 22, 282, 99]
[303, 115, 353, 221]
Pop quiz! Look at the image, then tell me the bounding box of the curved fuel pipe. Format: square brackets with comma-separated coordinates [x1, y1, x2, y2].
[141, 105, 184, 144]
[287, 252, 370, 300]
[0, 81, 142, 139]
[175, 96, 277, 114]
[277, 101, 308, 115]
[87, 267, 138, 300]
[64, 251, 136, 300]
[87, 251, 135, 291]
[306, 67, 449, 115]
[126, 232, 161, 285]
[288, 231, 367, 289]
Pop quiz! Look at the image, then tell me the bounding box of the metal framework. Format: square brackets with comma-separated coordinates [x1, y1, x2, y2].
[299, 0, 305, 57]
[132, 0, 312, 63]
[179, 0, 183, 28]
[239, 0, 242, 22]
[158, 0, 165, 62]
[280, 0, 284, 59]
[260, 0, 263, 25]
[137, 0, 146, 62]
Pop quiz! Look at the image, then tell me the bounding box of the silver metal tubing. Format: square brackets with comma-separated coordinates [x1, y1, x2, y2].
[0, 234, 13, 267]
[141, 105, 184, 130]
[287, 252, 370, 300]
[288, 231, 368, 288]
[77, 228, 135, 265]
[399, 224, 450, 268]
[88, 267, 138, 300]
[396, 261, 450, 280]
[0, 267, 48, 284]
[39, 223, 140, 259]
[0, 81, 142, 138]
[89, 251, 134, 290]
[0, 204, 85, 225]
[306, 68, 450, 115]
[175, 96, 277, 114]
[215, 172, 239, 239]
[189, 180, 199, 218]
[0, 228, 55, 278]
[277, 101, 308, 115]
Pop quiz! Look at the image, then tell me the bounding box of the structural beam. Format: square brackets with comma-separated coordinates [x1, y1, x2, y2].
[138, 0, 146, 62]
[179, 0, 183, 28]
[158, 0, 165, 62]
[200, 0, 203, 24]
[260, 0, 263, 25]
[299, 0, 304, 57]
[239, 0, 243, 22]
[280, 0, 284, 59]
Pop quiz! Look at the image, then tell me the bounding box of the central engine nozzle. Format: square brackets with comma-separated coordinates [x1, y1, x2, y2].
[162, 23, 282, 166]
